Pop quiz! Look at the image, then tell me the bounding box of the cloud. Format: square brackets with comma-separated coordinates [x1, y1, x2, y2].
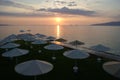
[0, 0, 34, 10]
[54, 1, 67, 4]
[68, 1, 77, 6]
[111, 14, 120, 21]
[38, 7, 96, 16]
[53, 0, 67, 7]
[0, 11, 53, 17]
[53, 1, 77, 7]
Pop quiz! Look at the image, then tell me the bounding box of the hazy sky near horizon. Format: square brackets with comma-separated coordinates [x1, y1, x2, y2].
[0, 0, 120, 25]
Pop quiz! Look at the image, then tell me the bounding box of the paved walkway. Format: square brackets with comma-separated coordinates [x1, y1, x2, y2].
[52, 41, 120, 61]
[80, 47, 120, 61]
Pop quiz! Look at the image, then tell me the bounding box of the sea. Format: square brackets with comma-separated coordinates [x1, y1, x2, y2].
[0, 25, 120, 55]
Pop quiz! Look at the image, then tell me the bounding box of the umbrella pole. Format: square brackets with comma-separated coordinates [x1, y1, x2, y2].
[73, 60, 78, 73]
[6, 48, 8, 51]
[16, 58, 18, 64]
[30, 46, 32, 49]
[76, 45, 77, 49]
[34, 76, 37, 80]
[74, 59, 78, 66]
[52, 53, 56, 60]
[10, 57, 13, 60]
[25, 42, 27, 45]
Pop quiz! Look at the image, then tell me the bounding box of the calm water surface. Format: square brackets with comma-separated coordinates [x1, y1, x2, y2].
[0, 25, 120, 55]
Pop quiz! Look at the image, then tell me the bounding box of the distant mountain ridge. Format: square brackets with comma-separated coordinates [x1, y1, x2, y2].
[92, 21, 120, 26]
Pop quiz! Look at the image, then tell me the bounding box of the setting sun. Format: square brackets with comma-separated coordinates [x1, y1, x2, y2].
[55, 17, 61, 23]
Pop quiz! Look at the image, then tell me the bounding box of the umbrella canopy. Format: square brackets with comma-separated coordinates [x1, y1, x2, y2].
[44, 44, 64, 60]
[2, 48, 29, 58]
[20, 30, 25, 32]
[46, 36, 56, 41]
[63, 49, 89, 73]
[63, 49, 89, 59]
[17, 33, 36, 41]
[27, 30, 31, 33]
[44, 44, 64, 50]
[103, 61, 120, 79]
[32, 40, 47, 45]
[0, 43, 20, 49]
[55, 38, 67, 43]
[35, 33, 46, 38]
[69, 40, 84, 48]
[90, 44, 110, 52]
[15, 60, 53, 76]
[0, 34, 18, 44]
[69, 40, 84, 45]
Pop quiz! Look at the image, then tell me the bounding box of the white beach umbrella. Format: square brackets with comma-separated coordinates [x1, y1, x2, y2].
[4, 34, 17, 39]
[69, 40, 84, 48]
[0, 34, 18, 44]
[15, 60, 53, 80]
[2, 48, 29, 63]
[17, 33, 35, 41]
[90, 44, 110, 52]
[27, 30, 31, 33]
[63, 49, 89, 72]
[0, 43, 20, 50]
[2, 48, 29, 58]
[35, 33, 47, 39]
[32, 40, 47, 45]
[23, 36, 36, 42]
[63, 50, 89, 59]
[55, 38, 67, 43]
[46, 36, 56, 41]
[20, 30, 25, 33]
[103, 61, 120, 79]
[44, 44, 64, 50]
[44, 44, 64, 60]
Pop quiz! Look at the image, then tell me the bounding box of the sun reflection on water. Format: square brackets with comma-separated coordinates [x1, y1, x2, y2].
[57, 24, 60, 39]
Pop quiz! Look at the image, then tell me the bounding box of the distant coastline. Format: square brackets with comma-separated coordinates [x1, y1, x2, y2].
[91, 21, 120, 26]
[0, 24, 12, 26]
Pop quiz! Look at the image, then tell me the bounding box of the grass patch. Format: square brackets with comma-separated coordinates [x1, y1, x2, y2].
[0, 40, 119, 80]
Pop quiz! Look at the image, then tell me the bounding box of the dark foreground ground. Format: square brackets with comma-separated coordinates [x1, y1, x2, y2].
[0, 40, 119, 80]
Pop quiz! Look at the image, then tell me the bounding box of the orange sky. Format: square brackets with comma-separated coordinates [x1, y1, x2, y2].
[0, 0, 119, 26]
[0, 16, 112, 26]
